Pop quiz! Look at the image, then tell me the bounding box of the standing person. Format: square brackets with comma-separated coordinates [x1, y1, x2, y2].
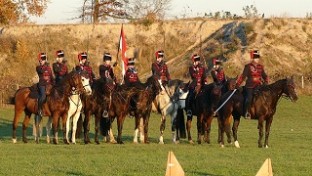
[99, 52, 117, 118]
[124, 58, 142, 88]
[235, 50, 269, 119]
[52, 50, 68, 85]
[151, 50, 171, 86]
[75, 52, 95, 86]
[211, 58, 226, 85]
[36, 52, 54, 116]
[185, 54, 207, 117]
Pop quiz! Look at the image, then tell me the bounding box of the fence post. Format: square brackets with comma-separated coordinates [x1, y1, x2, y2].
[301, 75, 304, 89]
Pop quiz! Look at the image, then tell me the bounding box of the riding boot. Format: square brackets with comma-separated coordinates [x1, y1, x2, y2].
[186, 91, 194, 117]
[38, 98, 43, 117]
[244, 88, 253, 119]
[243, 101, 251, 119]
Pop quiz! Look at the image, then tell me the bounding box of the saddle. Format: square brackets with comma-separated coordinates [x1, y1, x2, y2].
[29, 83, 52, 99]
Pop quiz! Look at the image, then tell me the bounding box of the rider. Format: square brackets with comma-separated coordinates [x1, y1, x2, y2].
[151, 50, 171, 86]
[36, 52, 54, 116]
[52, 50, 68, 85]
[211, 58, 226, 85]
[186, 54, 207, 117]
[124, 58, 142, 88]
[235, 50, 269, 119]
[75, 52, 96, 86]
[99, 52, 117, 118]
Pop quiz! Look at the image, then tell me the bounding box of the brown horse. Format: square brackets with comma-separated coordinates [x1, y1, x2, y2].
[12, 71, 87, 144]
[218, 77, 298, 148]
[186, 83, 222, 144]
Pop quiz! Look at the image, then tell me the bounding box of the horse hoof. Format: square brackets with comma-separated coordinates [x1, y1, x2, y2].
[95, 140, 100, 144]
[220, 144, 225, 148]
[159, 141, 164, 144]
[12, 138, 17, 144]
[23, 139, 28, 143]
[189, 140, 194, 145]
[174, 140, 180, 144]
[144, 140, 150, 144]
[118, 141, 124, 144]
[234, 141, 240, 148]
[53, 139, 58, 144]
[265, 145, 269, 148]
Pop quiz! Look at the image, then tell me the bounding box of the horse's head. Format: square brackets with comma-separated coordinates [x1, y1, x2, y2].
[225, 77, 236, 91]
[66, 71, 87, 95]
[79, 71, 92, 96]
[283, 76, 298, 102]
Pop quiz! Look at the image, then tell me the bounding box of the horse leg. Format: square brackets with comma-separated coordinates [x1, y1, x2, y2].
[133, 115, 140, 143]
[12, 107, 25, 143]
[22, 112, 32, 143]
[46, 117, 52, 144]
[204, 115, 213, 144]
[94, 113, 100, 144]
[116, 115, 125, 144]
[257, 117, 265, 148]
[34, 114, 42, 143]
[197, 114, 204, 144]
[186, 115, 193, 144]
[232, 117, 241, 148]
[76, 114, 83, 139]
[171, 111, 178, 144]
[83, 113, 91, 144]
[63, 113, 70, 144]
[71, 109, 82, 144]
[159, 115, 166, 144]
[52, 113, 60, 144]
[143, 116, 150, 144]
[264, 117, 273, 148]
[139, 117, 145, 143]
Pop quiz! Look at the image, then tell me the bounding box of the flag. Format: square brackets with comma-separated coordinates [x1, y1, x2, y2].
[118, 24, 128, 78]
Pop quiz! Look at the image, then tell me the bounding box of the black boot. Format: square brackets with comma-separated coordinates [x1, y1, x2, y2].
[243, 101, 251, 119]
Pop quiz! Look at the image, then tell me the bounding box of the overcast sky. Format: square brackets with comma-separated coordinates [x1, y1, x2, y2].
[30, 0, 312, 24]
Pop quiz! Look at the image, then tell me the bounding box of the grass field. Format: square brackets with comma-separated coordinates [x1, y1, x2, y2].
[0, 96, 311, 176]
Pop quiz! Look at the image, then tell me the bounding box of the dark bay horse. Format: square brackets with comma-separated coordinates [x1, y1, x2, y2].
[218, 77, 298, 148]
[12, 71, 88, 144]
[186, 83, 222, 144]
[129, 76, 163, 144]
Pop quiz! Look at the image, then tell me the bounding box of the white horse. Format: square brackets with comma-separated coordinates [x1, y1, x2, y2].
[65, 74, 92, 144]
[154, 80, 188, 144]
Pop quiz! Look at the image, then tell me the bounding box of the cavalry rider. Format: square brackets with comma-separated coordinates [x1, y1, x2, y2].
[36, 52, 54, 116]
[99, 52, 117, 118]
[151, 50, 171, 86]
[75, 52, 96, 86]
[52, 50, 68, 85]
[185, 54, 207, 117]
[211, 58, 226, 85]
[235, 50, 269, 119]
[124, 58, 142, 88]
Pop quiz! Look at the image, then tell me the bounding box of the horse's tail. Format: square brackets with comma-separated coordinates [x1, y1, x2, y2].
[100, 117, 111, 136]
[176, 108, 186, 139]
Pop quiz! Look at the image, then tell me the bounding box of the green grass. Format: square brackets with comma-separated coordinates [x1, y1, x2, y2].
[0, 96, 312, 175]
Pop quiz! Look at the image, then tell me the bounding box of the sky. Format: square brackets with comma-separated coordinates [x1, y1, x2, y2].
[31, 0, 312, 24]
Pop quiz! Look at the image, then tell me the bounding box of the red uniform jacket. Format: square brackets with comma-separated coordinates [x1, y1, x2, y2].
[124, 68, 139, 85]
[189, 64, 206, 89]
[76, 63, 95, 84]
[236, 63, 269, 88]
[211, 67, 226, 84]
[151, 61, 171, 82]
[36, 63, 54, 86]
[99, 64, 117, 85]
[53, 62, 68, 78]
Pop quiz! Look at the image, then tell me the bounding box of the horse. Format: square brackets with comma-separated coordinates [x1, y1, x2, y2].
[62, 71, 92, 144]
[186, 83, 222, 144]
[12, 71, 88, 144]
[217, 77, 298, 148]
[129, 76, 163, 144]
[153, 79, 188, 144]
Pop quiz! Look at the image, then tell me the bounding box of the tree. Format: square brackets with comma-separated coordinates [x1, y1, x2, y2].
[79, 0, 171, 23]
[0, 0, 48, 24]
[242, 5, 259, 19]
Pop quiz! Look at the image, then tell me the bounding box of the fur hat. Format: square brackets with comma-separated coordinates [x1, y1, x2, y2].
[103, 53, 112, 61]
[38, 52, 47, 61]
[155, 50, 164, 58]
[78, 52, 88, 60]
[128, 58, 135, 65]
[191, 54, 200, 62]
[56, 50, 64, 57]
[250, 50, 260, 59]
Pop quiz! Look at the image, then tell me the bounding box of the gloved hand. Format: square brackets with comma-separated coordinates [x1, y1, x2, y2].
[235, 84, 240, 89]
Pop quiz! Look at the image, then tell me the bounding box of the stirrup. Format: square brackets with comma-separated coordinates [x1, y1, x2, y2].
[186, 110, 192, 117]
[102, 110, 109, 118]
[243, 112, 250, 119]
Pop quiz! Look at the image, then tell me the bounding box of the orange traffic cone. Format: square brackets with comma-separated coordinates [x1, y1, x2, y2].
[165, 151, 185, 176]
[256, 158, 273, 176]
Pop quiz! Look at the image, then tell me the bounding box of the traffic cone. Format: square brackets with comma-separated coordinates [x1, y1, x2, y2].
[256, 158, 273, 176]
[165, 151, 185, 176]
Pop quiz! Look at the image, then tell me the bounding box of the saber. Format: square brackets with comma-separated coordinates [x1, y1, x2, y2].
[214, 89, 237, 114]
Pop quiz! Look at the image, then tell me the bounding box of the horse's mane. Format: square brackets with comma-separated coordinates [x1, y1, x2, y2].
[258, 78, 287, 92]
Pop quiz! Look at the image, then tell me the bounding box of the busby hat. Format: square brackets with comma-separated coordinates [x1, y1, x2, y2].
[155, 50, 164, 58]
[191, 54, 200, 62]
[78, 52, 88, 60]
[103, 53, 112, 61]
[128, 58, 135, 65]
[38, 52, 47, 61]
[213, 58, 222, 65]
[250, 50, 260, 59]
[56, 50, 64, 57]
